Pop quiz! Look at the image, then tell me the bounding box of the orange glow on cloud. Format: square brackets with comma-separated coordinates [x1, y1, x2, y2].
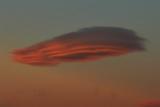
[11, 27, 145, 66]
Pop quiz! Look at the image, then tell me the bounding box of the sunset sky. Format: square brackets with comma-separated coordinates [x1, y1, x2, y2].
[0, 0, 160, 107]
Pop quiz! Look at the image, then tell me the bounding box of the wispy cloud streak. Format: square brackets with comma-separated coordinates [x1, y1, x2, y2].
[139, 100, 160, 107]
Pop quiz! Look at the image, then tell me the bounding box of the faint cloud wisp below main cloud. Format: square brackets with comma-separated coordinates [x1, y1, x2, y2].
[11, 26, 146, 66]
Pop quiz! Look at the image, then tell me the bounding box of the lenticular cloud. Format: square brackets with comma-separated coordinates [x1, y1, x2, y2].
[11, 27, 145, 66]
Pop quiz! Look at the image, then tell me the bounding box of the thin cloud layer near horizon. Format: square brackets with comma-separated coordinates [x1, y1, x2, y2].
[12, 26, 145, 66]
[139, 100, 160, 107]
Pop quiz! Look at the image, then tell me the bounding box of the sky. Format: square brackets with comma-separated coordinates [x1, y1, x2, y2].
[0, 0, 160, 107]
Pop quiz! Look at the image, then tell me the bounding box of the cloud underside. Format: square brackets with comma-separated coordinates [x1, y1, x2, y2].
[12, 27, 145, 66]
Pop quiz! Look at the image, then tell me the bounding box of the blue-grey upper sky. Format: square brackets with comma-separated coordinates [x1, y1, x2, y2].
[1, 0, 160, 47]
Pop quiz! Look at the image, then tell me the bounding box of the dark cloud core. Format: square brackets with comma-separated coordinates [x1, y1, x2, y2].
[11, 27, 146, 66]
